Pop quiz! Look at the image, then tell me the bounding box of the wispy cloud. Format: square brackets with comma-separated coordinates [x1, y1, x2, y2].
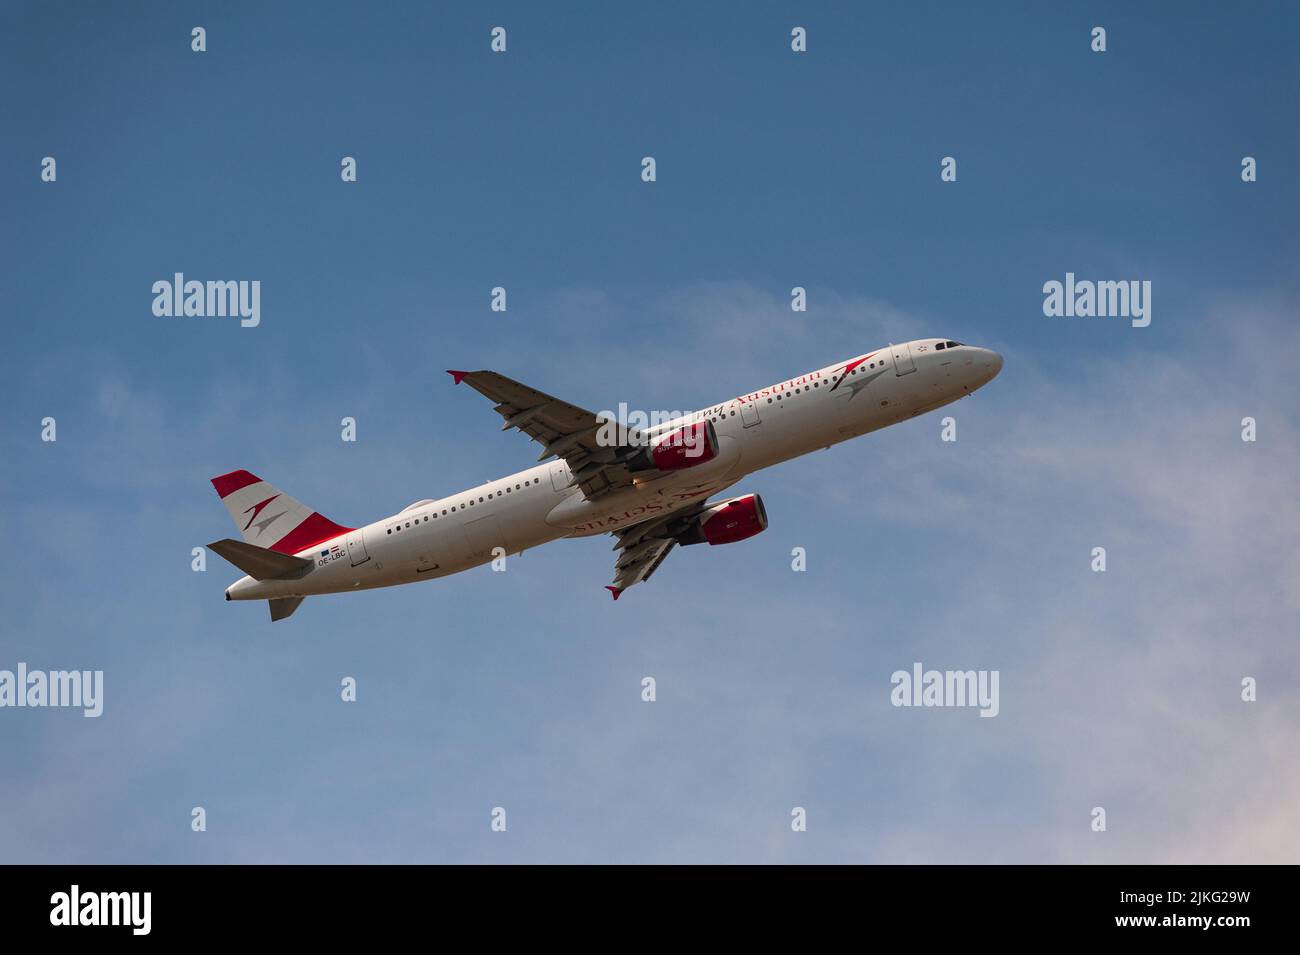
[2, 284, 1295, 864]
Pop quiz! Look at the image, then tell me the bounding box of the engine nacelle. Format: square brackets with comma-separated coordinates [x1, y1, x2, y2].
[635, 421, 719, 472]
[680, 493, 768, 546]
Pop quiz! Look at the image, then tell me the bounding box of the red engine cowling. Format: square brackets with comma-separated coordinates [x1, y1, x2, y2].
[649, 421, 719, 471]
[687, 494, 768, 546]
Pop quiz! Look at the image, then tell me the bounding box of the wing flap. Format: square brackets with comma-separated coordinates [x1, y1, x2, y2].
[605, 500, 713, 598]
[448, 369, 635, 499]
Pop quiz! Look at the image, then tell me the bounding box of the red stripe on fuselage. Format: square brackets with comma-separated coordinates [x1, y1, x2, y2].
[212, 469, 262, 498]
[268, 512, 354, 555]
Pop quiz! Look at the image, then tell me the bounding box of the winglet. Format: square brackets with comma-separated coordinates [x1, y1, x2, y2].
[447, 369, 469, 385]
[605, 585, 622, 601]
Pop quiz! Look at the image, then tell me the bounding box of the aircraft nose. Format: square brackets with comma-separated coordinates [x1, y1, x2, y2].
[971, 348, 1002, 388]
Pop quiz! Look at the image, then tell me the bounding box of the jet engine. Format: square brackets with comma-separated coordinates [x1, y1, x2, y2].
[627, 420, 720, 473]
[678, 493, 768, 546]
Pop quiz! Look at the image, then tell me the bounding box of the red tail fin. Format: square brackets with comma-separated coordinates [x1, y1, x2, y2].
[211, 470, 352, 555]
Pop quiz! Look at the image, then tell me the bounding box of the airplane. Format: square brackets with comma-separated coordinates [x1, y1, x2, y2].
[209, 339, 1003, 620]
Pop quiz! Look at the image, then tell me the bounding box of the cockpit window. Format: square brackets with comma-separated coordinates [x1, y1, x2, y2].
[935, 342, 946, 350]
[945, 341, 961, 348]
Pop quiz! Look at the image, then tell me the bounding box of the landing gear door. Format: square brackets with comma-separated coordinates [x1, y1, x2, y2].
[891, 342, 917, 376]
[346, 530, 370, 566]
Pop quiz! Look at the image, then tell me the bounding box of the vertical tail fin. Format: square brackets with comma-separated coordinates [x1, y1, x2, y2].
[210, 469, 352, 555]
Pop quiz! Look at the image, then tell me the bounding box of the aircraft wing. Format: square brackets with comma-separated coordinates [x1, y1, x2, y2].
[605, 500, 712, 599]
[447, 369, 636, 499]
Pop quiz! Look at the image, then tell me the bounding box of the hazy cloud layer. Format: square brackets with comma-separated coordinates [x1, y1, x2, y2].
[2, 284, 1295, 863]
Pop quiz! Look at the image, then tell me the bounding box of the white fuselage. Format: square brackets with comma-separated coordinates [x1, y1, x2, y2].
[226, 340, 1002, 601]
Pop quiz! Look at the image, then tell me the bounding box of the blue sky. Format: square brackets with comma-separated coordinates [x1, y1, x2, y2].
[1, 1, 1297, 863]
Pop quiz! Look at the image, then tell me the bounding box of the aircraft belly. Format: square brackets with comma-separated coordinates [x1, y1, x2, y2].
[545, 437, 742, 535]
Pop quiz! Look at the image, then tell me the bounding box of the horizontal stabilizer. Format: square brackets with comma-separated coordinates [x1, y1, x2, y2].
[208, 538, 311, 581]
[268, 596, 306, 621]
